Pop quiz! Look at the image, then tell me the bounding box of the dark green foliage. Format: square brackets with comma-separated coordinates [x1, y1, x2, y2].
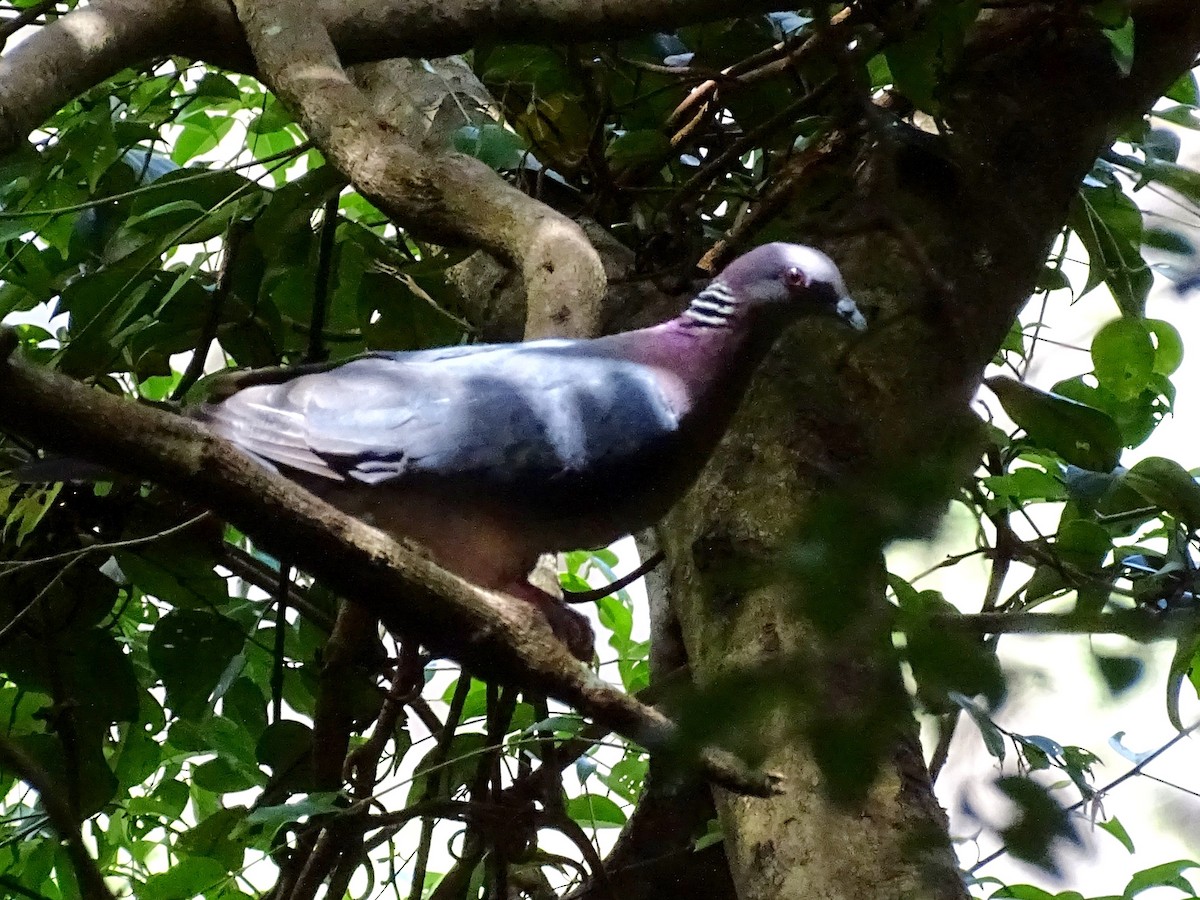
[0, 5, 1198, 899]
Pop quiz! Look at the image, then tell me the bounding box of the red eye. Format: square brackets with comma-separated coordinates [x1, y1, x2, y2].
[784, 266, 808, 288]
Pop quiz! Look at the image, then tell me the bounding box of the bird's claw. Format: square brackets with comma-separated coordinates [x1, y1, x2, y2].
[540, 601, 596, 662]
[505, 580, 595, 662]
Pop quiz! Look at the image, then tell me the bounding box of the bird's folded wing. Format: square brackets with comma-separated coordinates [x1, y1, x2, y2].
[198, 343, 680, 486]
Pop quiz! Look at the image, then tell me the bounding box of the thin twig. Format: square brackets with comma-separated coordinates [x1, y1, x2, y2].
[0, 512, 210, 579]
[970, 720, 1200, 873]
[409, 675, 471, 900]
[307, 196, 339, 364]
[563, 551, 665, 604]
[173, 221, 249, 401]
[272, 562, 291, 723]
[0, 0, 57, 43]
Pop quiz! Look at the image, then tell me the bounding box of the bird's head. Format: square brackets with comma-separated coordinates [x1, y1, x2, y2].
[686, 242, 866, 331]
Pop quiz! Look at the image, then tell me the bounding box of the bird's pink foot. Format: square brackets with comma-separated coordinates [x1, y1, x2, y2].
[505, 581, 595, 662]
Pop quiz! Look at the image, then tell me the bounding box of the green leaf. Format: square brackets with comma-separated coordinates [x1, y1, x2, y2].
[1015, 734, 1059, 771]
[140, 856, 228, 900]
[5, 482, 60, 544]
[148, 611, 246, 718]
[193, 757, 262, 794]
[116, 543, 229, 609]
[1146, 319, 1184, 375]
[1166, 71, 1200, 105]
[606, 130, 671, 174]
[597, 594, 633, 643]
[1103, 19, 1135, 77]
[1139, 159, 1200, 204]
[247, 97, 293, 135]
[242, 793, 343, 845]
[129, 168, 264, 229]
[866, 54, 892, 90]
[994, 776, 1079, 873]
[256, 720, 314, 772]
[113, 723, 162, 791]
[1068, 183, 1151, 316]
[597, 754, 648, 803]
[453, 124, 528, 170]
[565, 792, 628, 828]
[1087, 0, 1130, 29]
[11, 731, 117, 818]
[1094, 653, 1144, 696]
[195, 73, 243, 101]
[1120, 457, 1200, 530]
[1157, 105, 1200, 131]
[1124, 860, 1200, 897]
[177, 807, 248, 870]
[1092, 319, 1155, 401]
[1143, 225, 1195, 256]
[1168, 630, 1200, 731]
[171, 119, 220, 165]
[63, 115, 121, 193]
[478, 44, 573, 91]
[1052, 374, 1169, 450]
[985, 376, 1122, 471]
[1056, 519, 1113, 569]
[1036, 266, 1071, 292]
[693, 817, 724, 852]
[982, 467, 1067, 504]
[990, 885, 1056, 900]
[1140, 127, 1181, 164]
[883, 0, 979, 112]
[1096, 816, 1135, 853]
[222, 677, 269, 739]
[406, 731, 489, 806]
[950, 693, 1006, 761]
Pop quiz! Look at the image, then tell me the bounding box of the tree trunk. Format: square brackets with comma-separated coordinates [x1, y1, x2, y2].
[648, 5, 1200, 899]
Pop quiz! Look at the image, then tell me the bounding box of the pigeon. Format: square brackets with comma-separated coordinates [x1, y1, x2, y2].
[194, 243, 864, 658]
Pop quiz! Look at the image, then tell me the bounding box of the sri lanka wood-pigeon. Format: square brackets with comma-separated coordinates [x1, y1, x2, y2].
[195, 243, 864, 659]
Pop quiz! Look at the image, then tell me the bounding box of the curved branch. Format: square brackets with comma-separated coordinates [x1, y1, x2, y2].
[235, 0, 605, 338]
[0, 336, 776, 798]
[0, 0, 189, 148]
[0, 735, 116, 900]
[0, 0, 791, 336]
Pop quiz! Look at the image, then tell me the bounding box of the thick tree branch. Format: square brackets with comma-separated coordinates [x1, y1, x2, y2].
[0, 0, 786, 340]
[230, 0, 604, 339]
[0, 0, 189, 148]
[0, 0, 799, 142]
[653, 3, 1200, 899]
[0, 337, 776, 798]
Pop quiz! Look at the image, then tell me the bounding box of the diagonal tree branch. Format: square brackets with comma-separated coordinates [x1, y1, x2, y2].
[0, 735, 116, 900]
[0, 333, 777, 798]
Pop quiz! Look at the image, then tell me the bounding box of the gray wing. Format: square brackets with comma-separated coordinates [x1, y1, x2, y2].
[197, 341, 680, 486]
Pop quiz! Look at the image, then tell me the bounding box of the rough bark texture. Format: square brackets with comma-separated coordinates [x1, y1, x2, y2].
[652, 5, 1200, 899]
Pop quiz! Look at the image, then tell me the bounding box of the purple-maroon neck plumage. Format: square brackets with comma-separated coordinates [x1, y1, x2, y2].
[604, 242, 864, 456]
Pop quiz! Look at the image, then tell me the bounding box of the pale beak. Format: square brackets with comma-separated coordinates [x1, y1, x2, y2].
[837, 296, 867, 331]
